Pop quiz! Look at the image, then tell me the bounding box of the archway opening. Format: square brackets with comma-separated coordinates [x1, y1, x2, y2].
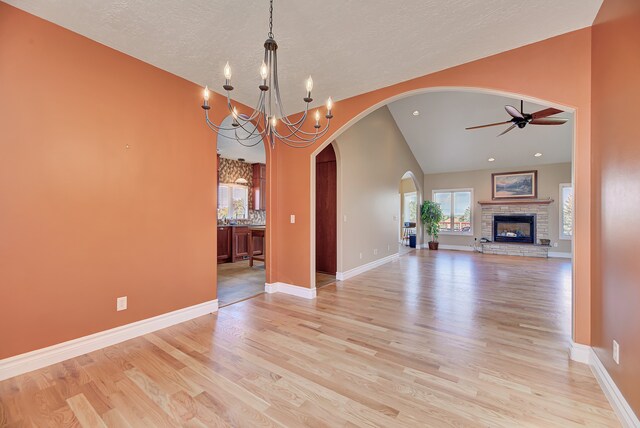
[399, 171, 419, 254]
[309, 87, 576, 342]
[315, 142, 338, 288]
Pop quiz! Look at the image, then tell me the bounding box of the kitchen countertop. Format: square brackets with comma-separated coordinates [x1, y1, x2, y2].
[217, 224, 266, 228]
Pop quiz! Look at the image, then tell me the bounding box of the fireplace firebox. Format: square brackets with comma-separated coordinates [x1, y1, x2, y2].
[493, 215, 535, 244]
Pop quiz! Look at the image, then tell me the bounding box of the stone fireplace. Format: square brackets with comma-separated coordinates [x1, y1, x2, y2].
[479, 199, 553, 257]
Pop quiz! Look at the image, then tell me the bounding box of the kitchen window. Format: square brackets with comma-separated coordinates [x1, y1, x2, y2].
[218, 184, 249, 220]
[560, 183, 573, 240]
[432, 189, 473, 235]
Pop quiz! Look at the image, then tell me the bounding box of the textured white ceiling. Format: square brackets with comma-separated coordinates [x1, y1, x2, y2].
[4, 0, 602, 112]
[387, 91, 573, 174]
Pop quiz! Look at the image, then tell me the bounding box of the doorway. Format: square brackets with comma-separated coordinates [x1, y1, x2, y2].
[315, 143, 337, 288]
[399, 172, 418, 254]
[216, 115, 267, 307]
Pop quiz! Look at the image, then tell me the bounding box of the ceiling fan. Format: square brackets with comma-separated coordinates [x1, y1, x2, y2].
[466, 100, 568, 136]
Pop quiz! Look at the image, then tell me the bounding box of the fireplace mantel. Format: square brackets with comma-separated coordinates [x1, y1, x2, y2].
[478, 198, 554, 206]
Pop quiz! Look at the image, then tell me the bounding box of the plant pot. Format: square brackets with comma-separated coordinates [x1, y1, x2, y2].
[428, 241, 439, 250]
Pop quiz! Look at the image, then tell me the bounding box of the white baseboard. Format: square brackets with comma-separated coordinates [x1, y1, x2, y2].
[569, 342, 639, 427]
[548, 251, 572, 259]
[569, 341, 592, 364]
[336, 253, 399, 281]
[265, 282, 316, 299]
[589, 349, 640, 428]
[0, 300, 218, 382]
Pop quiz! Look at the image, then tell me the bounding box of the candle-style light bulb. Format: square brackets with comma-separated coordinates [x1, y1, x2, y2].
[260, 62, 268, 80]
[271, 116, 277, 128]
[325, 97, 334, 119]
[224, 62, 232, 80]
[203, 85, 210, 101]
[306, 76, 313, 92]
[315, 110, 320, 122]
[232, 107, 238, 118]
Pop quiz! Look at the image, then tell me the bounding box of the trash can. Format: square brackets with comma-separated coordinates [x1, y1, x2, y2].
[409, 234, 417, 248]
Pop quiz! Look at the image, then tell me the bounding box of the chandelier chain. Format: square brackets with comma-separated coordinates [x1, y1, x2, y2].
[268, 0, 274, 39]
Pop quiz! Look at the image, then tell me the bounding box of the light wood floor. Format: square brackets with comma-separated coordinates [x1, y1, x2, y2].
[0, 250, 619, 427]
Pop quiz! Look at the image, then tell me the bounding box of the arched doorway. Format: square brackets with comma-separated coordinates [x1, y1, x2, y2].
[310, 87, 577, 343]
[315, 143, 337, 287]
[399, 171, 420, 253]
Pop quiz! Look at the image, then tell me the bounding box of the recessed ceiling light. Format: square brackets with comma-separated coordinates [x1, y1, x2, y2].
[534, 152, 543, 157]
[487, 157, 495, 162]
[412, 110, 420, 116]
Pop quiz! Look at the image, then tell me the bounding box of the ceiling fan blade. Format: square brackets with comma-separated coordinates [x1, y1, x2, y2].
[466, 120, 512, 130]
[505, 105, 524, 119]
[530, 118, 568, 125]
[497, 124, 517, 136]
[531, 108, 563, 119]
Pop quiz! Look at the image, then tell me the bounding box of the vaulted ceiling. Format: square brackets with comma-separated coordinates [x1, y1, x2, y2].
[5, 0, 602, 112]
[388, 91, 573, 174]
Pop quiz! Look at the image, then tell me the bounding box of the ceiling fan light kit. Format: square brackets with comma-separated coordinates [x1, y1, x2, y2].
[466, 100, 568, 136]
[201, 0, 333, 149]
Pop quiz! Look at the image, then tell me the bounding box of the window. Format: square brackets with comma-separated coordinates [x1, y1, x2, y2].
[218, 184, 249, 220]
[403, 192, 417, 223]
[432, 189, 473, 234]
[560, 183, 573, 240]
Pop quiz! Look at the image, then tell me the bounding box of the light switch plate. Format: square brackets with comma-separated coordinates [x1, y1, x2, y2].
[117, 296, 127, 311]
[290, 214, 295, 224]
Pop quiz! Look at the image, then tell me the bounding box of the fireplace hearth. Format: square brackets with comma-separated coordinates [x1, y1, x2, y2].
[493, 215, 535, 244]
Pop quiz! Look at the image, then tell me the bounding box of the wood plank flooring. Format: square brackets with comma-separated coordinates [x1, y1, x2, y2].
[0, 250, 619, 427]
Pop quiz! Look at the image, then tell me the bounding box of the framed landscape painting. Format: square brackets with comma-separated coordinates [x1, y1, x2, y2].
[492, 170, 538, 199]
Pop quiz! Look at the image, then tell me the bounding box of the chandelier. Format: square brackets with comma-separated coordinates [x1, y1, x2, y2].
[201, 0, 333, 149]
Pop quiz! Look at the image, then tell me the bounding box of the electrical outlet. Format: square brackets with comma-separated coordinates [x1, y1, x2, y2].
[359, 252, 363, 260]
[344, 215, 348, 222]
[553, 242, 558, 248]
[373, 249, 378, 255]
[290, 214, 295, 224]
[387, 244, 390, 251]
[613, 340, 620, 364]
[116, 296, 127, 311]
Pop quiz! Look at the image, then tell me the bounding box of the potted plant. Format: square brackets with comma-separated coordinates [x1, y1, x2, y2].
[421, 200, 443, 250]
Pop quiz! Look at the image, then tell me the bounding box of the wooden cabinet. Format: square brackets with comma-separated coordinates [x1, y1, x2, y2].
[252, 163, 267, 211]
[218, 225, 265, 264]
[217, 226, 231, 264]
[232, 226, 250, 262]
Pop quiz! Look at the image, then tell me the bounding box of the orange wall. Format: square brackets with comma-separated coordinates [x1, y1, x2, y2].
[0, 3, 230, 359]
[274, 28, 594, 344]
[591, 0, 640, 416]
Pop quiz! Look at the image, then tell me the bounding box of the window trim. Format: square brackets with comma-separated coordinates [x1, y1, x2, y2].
[432, 188, 474, 236]
[559, 183, 573, 241]
[218, 183, 249, 220]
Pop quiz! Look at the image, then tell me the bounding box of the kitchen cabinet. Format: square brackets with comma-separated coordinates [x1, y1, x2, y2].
[232, 226, 251, 262]
[217, 226, 231, 264]
[252, 163, 267, 211]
